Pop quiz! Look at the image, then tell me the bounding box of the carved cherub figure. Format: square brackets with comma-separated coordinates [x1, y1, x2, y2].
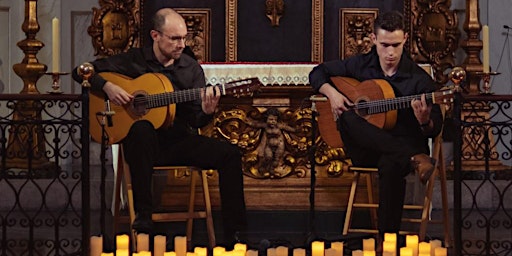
[247, 108, 296, 177]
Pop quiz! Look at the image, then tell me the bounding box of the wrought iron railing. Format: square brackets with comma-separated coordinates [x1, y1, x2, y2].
[0, 92, 89, 256]
[453, 93, 512, 256]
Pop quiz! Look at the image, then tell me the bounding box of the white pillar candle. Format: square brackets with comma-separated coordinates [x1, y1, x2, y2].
[311, 241, 324, 256]
[405, 235, 419, 256]
[482, 25, 490, 73]
[116, 234, 129, 250]
[52, 17, 60, 72]
[418, 242, 430, 255]
[246, 250, 258, 256]
[293, 248, 306, 256]
[430, 240, 442, 256]
[330, 241, 344, 256]
[363, 238, 375, 251]
[164, 252, 177, 256]
[175, 236, 187, 256]
[194, 247, 208, 256]
[234, 243, 247, 253]
[213, 246, 226, 256]
[154, 235, 167, 256]
[90, 236, 102, 256]
[137, 233, 149, 252]
[434, 247, 447, 256]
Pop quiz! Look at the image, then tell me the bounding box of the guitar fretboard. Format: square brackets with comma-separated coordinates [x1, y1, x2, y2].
[356, 93, 434, 114]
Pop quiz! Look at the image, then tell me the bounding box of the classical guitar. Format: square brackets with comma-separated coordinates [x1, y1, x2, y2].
[315, 77, 453, 148]
[90, 72, 262, 144]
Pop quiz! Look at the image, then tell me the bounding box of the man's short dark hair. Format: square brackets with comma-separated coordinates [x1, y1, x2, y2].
[374, 11, 405, 33]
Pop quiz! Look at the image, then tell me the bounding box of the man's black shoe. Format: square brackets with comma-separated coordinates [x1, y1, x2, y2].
[132, 211, 154, 234]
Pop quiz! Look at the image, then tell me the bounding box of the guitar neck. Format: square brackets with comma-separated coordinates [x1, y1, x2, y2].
[356, 92, 434, 114]
[144, 85, 224, 109]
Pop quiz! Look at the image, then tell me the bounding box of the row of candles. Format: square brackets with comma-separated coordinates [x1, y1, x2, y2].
[90, 234, 448, 256]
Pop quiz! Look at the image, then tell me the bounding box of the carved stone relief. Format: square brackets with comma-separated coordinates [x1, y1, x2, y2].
[339, 9, 378, 60]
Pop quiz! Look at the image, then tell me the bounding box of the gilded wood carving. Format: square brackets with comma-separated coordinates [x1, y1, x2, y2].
[265, 0, 285, 27]
[339, 9, 378, 59]
[205, 106, 349, 179]
[88, 0, 139, 57]
[408, 0, 460, 84]
[175, 9, 211, 63]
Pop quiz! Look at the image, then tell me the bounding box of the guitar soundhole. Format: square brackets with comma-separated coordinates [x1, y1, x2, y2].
[355, 99, 369, 117]
[131, 93, 149, 116]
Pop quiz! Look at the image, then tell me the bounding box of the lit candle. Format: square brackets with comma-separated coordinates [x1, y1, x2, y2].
[352, 250, 364, 256]
[276, 246, 288, 256]
[140, 252, 152, 256]
[482, 25, 490, 73]
[100, 253, 114, 256]
[246, 250, 258, 256]
[195, 247, 208, 256]
[90, 236, 103, 256]
[401, 247, 413, 256]
[384, 233, 397, 243]
[116, 249, 129, 256]
[213, 246, 225, 256]
[382, 241, 396, 256]
[186, 252, 197, 256]
[137, 233, 149, 252]
[418, 242, 430, 255]
[324, 248, 335, 256]
[363, 250, 376, 256]
[292, 248, 306, 256]
[175, 236, 187, 256]
[434, 247, 447, 256]
[363, 238, 375, 251]
[267, 248, 277, 256]
[164, 252, 177, 256]
[430, 240, 442, 256]
[234, 243, 247, 253]
[311, 241, 324, 256]
[116, 234, 129, 250]
[154, 235, 167, 256]
[330, 241, 343, 256]
[405, 235, 419, 256]
[52, 17, 60, 73]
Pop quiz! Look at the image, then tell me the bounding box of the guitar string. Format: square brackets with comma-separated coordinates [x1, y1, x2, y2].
[354, 93, 435, 114]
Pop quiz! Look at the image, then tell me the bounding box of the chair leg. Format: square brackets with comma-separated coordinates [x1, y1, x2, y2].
[438, 150, 452, 247]
[343, 171, 360, 235]
[201, 170, 216, 248]
[186, 170, 198, 249]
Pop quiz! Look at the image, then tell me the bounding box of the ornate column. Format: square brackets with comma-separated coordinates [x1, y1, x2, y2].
[460, 0, 483, 94]
[6, 0, 54, 175]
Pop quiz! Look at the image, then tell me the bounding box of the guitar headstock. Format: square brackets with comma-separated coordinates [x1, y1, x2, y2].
[222, 78, 262, 97]
[433, 88, 454, 105]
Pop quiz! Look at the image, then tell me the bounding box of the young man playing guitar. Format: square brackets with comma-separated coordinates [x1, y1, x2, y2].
[72, 8, 247, 246]
[309, 11, 443, 248]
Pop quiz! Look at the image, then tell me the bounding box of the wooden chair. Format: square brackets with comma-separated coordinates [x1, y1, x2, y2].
[342, 114, 452, 247]
[112, 146, 216, 250]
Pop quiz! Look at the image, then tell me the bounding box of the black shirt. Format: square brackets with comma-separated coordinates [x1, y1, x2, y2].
[72, 47, 212, 138]
[309, 47, 443, 141]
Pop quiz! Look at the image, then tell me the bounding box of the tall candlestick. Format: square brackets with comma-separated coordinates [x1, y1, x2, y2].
[482, 25, 490, 73]
[52, 17, 60, 72]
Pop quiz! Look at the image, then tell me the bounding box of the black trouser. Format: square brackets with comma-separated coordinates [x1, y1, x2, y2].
[122, 121, 247, 240]
[337, 111, 427, 235]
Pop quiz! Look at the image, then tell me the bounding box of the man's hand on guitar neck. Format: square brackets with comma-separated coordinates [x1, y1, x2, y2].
[319, 83, 354, 120]
[103, 81, 134, 105]
[411, 93, 432, 130]
[201, 86, 221, 115]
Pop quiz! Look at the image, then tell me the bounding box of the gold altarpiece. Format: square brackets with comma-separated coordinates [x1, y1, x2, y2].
[87, 0, 459, 210]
